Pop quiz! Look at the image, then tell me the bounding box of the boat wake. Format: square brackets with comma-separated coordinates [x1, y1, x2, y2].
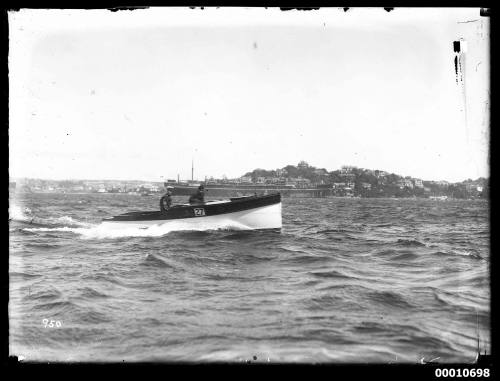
[18, 219, 253, 239]
[9, 204, 36, 223]
[10, 202, 257, 239]
[9, 204, 92, 228]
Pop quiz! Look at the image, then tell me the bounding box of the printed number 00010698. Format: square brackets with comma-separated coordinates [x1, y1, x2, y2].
[435, 369, 490, 377]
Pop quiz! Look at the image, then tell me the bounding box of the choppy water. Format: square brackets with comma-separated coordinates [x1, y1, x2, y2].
[9, 193, 490, 363]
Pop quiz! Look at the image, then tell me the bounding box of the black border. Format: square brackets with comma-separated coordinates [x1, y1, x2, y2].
[2, 5, 495, 379]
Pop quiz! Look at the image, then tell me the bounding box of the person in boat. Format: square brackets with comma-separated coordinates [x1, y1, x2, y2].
[189, 184, 206, 204]
[160, 186, 173, 212]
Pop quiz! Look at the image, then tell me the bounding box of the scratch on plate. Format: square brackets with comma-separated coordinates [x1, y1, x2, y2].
[453, 40, 468, 142]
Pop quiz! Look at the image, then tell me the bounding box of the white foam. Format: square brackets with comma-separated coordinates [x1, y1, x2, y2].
[10, 202, 92, 228]
[9, 204, 31, 222]
[23, 226, 86, 233]
[22, 219, 252, 239]
[85, 219, 252, 239]
[45, 215, 93, 228]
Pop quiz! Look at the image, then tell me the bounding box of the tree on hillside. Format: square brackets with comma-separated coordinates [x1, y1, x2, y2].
[329, 171, 343, 183]
[284, 165, 299, 178]
[243, 168, 276, 181]
[446, 184, 467, 199]
[388, 173, 400, 183]
[357, 171, 377, 185]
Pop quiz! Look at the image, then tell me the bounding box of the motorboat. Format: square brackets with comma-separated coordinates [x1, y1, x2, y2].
[102, 193, 282, 230]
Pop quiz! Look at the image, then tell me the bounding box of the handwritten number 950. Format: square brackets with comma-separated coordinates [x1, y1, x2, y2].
[42, 319, 62, 328]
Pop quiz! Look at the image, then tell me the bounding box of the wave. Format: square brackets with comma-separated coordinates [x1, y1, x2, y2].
[395, 239, 426, 247]
[9, 271, 42, 280]
[32, 300, 78, 313]
[310, 270, 353, 279]
[10, 203, 92, 228]
[222, 230, 280, 240]
[305, 294, 346, 311]
[391, 252, 420, 261]
[23, 287, 62, 301]
[22, 218, 255, 239]
[317, 228, 345, 234]
[375, 249, 398, 256]
[280, 254, 333, 265]
[142, 254, 176, 269]
[24, 242, 62, 250]
[77, 309, 113, 324]
[432, 249, 484, 260]
[80, 271, 118, 284]
[9, 204, 32, 221]
[353, 321, 404, 334]
[23, 226, 88, 234]
[277, 245, 309, 255]
[45, 215, 92, 228]
[367, 290, 415, 309]
[78, 287, 110, 299]
[452, 249, 484, 260]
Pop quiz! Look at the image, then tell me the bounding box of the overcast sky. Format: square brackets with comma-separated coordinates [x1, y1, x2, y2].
[9, 8, 489, 182]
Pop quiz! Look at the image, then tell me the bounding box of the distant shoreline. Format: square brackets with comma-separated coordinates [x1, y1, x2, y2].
[9, 190, 487, 201]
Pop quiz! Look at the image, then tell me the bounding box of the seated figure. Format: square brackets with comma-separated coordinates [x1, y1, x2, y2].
[189, 185, 205, 204]
[160, 186, 173, 212]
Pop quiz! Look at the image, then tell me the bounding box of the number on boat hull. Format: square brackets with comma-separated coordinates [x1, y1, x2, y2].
[194, 208, 206, 217]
